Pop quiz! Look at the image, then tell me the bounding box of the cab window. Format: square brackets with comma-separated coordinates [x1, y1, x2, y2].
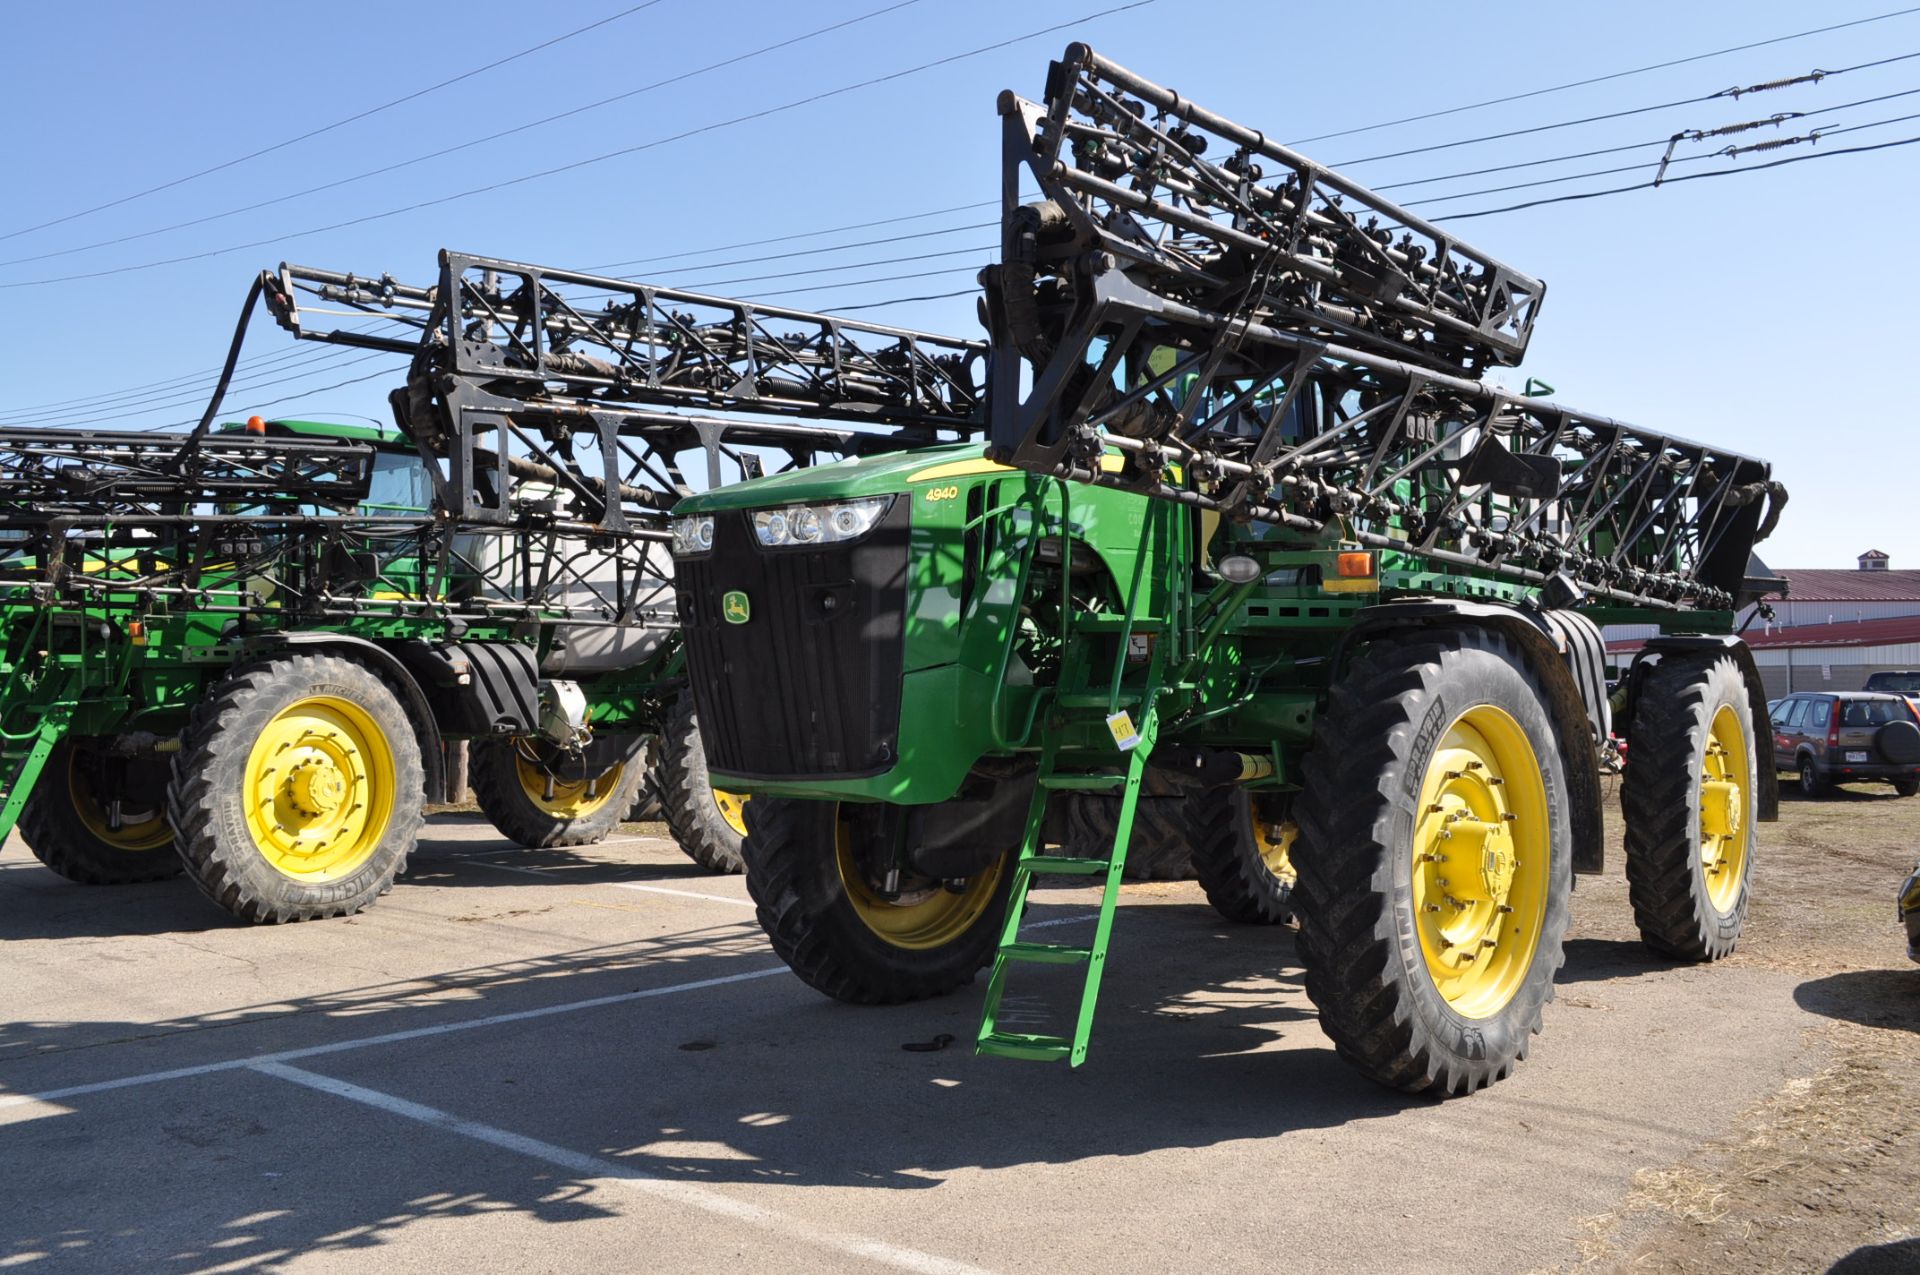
[364, 450, 432, 515]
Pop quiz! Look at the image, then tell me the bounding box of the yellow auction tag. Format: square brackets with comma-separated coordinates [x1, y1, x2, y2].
[1106, 710, 1141, 751]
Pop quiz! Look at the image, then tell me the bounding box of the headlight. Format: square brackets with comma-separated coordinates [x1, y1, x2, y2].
[752, 497, 891, 548]
[669, 515, 714, 556]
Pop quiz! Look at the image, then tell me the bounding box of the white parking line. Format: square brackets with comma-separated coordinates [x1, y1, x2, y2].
[0, 965, 789, 1111]
[464, 857, 755, 908]
[253, 1061, 1000, 1275]
[0, 912, 1098, 1112]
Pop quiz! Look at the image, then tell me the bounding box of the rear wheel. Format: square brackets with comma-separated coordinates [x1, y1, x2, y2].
[1059, 793, 1195, 880]
[1798, 757, 1828, 797]
[1623, 653, 1756, 960]
[1189, 789, 1296, 925]
[657, 691, 747, 874]
[18, 740, 183, 885]
[169, 654, 424, 923]
[1895, 777, 1919, 798]
[1294, 629, 1572, 1095]
[471, 735, 647, 848]
[741, 797, 1014, 1004]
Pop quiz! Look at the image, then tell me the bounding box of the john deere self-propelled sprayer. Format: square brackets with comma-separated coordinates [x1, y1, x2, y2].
[0, 252, 983, 922]
[669, 46, 1790, 1093]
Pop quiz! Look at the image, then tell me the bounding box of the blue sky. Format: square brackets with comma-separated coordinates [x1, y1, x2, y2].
[3, 0, 1915, 569]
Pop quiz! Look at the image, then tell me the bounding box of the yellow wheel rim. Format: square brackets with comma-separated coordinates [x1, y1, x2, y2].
[243, 695, 396, 882]
[1698, 703, 1751, 913]
[1254, 815, 1298, 886]
[513, 751, 624, 820]
[1411, 705, 1550, 1020]
[834, 809, 1006, 950]
[69, 756, 172, 852]
[714, 789, 749, 837]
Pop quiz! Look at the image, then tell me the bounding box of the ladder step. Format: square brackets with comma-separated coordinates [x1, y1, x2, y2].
[1070, 615, 1161, 633]
[1022, 856, 1112, 877]
[1053, 691, 1142, 709]
[976, 1031, 1073, 1062]
[1000, 940, 1094, 965]
[1038, 773, 1126, 790]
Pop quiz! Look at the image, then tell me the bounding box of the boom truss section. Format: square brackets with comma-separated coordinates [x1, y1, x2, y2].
[983, 45, 1784, 612]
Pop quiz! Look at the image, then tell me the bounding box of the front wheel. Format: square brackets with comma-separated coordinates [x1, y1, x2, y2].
[471, 735, 647, 849]
[18, 740, 183, 885]
[1294, 629, 1572, 1096]
[656, 691, 748, 874]
[741, 797, 1014, 1004]
[168, 654, 424, 923]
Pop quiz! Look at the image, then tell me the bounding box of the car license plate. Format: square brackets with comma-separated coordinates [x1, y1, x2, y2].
[1845, 750, 1871, 762]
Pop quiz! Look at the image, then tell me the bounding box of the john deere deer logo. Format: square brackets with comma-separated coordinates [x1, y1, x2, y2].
[722, 590, 750, 624]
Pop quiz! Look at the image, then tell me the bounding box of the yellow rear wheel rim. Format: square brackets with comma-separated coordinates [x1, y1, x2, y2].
[1698, 703, 1751, 912]
[714, 789, 749, 837]
[1411, 705, 1549, 1020]
[834, 810, 1006, 950]
[513, 751, 624, 820]
[1254, 815, 1298, 886]
[69, 756, 172, 852]
[243, 696, 395, 882]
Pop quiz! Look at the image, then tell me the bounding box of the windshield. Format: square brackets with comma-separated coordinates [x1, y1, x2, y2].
[1867, 672, 1920, 695]
[1839, 699, 1913, 727]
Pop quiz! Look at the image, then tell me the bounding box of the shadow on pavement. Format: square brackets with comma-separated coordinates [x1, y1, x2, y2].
[0, 898, 1420, 1271]
[1555, 936, 1678, 985]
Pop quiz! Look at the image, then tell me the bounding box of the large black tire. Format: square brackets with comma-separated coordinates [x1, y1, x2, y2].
[18, 740, 183, 885]
[741, 796, 1015, 1004]
[1294, 629, 1573, 1095]
[627, 736, 665, 822]
[470, 735, 648, 849]
[1895, 777, 1919, 798]
[656, 691, 747, 874]
[1059, 793, 1195, 881]
[1622, 652, 1756, 961]
[1189, 788, 1296, 925]
[168, 654, 425, 924]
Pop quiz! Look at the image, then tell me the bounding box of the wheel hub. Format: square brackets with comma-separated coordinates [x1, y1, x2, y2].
[288, 759, 347, 817]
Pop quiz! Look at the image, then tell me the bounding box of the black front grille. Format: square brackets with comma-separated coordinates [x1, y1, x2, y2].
[677, 498, 909, 779]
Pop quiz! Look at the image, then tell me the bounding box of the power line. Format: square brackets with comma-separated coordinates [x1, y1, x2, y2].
[0, 1, 674, 244]
[132, 366, 407, 433]
[1434, 131, 1920, 221]
[0, 0, 927, 270]
[0, 318, 404, 420]
[0, 0, 1156, 291]
[1333, 49, 1920, 167]
[1403, 101, 1920, 207]
[1288, 5, 1920, 146]
[39, 349, 396, 430]
[586, 202, 998, 273]
[822, 288, 978, 314]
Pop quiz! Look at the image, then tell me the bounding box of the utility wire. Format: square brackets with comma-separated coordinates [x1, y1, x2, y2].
[586, 202, 998, 273]
[822, 288, 978, 314]
[0, 318, 403, 420]
[1333, 50, 1920, 166]
[1289, 5, 1920, 146]
[0, 0, 1156, 290]
[43, 349, 395, 430]
[1434, 132, 1920, 220]
[0, 0, 927, 269]
[0, 1, 674, 244]
[133, 366, 407, 433]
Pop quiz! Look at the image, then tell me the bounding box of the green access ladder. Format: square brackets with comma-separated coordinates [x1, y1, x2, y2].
[975, 501, 1174, 1067]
